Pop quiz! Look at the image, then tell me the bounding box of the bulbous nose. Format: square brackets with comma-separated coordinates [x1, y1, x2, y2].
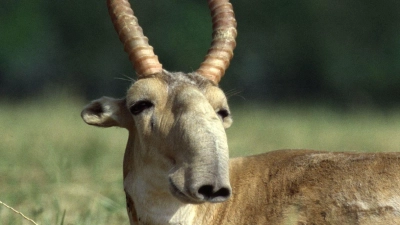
[194, 184, 231, 203]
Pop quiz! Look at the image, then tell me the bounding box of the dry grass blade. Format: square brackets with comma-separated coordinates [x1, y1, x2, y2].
[0, 200, 39, 225]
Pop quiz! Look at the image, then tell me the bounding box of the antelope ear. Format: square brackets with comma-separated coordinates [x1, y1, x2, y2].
[81, 97, 133, 129]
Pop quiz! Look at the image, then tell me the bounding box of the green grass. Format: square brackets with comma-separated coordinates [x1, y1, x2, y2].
[1, 95, 399, 224]
[228, 103, 400, 156]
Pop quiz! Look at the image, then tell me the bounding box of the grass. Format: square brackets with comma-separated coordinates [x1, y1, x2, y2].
[0, 95, 128, 224]
[228, 103, 400, 156]
[1, 94, 399, 224]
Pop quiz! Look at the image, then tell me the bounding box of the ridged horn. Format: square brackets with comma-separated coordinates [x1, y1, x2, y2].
[196, 0, 237, 84]
[107, 0, 162, 77]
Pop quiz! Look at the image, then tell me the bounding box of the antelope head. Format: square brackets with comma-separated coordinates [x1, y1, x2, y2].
[81, 0, 236, 220]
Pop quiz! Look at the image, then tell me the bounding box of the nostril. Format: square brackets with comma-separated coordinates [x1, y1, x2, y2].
[197, 185, 231, 202]
[198, 185, 214, 199]
[214, 187, 231, 199]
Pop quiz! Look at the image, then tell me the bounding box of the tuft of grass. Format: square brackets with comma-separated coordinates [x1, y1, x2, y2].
[1, 94, 399, 224]
[0, 200, 39, 225]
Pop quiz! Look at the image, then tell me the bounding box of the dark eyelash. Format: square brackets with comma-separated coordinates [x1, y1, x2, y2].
[217, 109, 230, 119]
[129, 100, 154, 115]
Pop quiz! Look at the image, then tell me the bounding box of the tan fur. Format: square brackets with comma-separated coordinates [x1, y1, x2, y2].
[82, 71, 400, 224]
[220, 150, 400, 224]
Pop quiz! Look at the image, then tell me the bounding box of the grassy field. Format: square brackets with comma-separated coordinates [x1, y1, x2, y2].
[1, 95, 400, 224]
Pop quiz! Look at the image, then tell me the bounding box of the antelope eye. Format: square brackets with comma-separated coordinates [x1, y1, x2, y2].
[217, 109, 230, 119]
[129, 100, 154, 115]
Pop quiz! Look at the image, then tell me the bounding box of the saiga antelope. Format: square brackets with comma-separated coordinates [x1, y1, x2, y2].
[81, 0, 400, 224]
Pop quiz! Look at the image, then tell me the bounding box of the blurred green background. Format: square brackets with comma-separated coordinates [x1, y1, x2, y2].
[1, 0, 400, 107]
[1, 0, 400, 224]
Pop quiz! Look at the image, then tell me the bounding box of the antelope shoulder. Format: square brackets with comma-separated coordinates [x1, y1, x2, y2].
[223, 150, 400, 224]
